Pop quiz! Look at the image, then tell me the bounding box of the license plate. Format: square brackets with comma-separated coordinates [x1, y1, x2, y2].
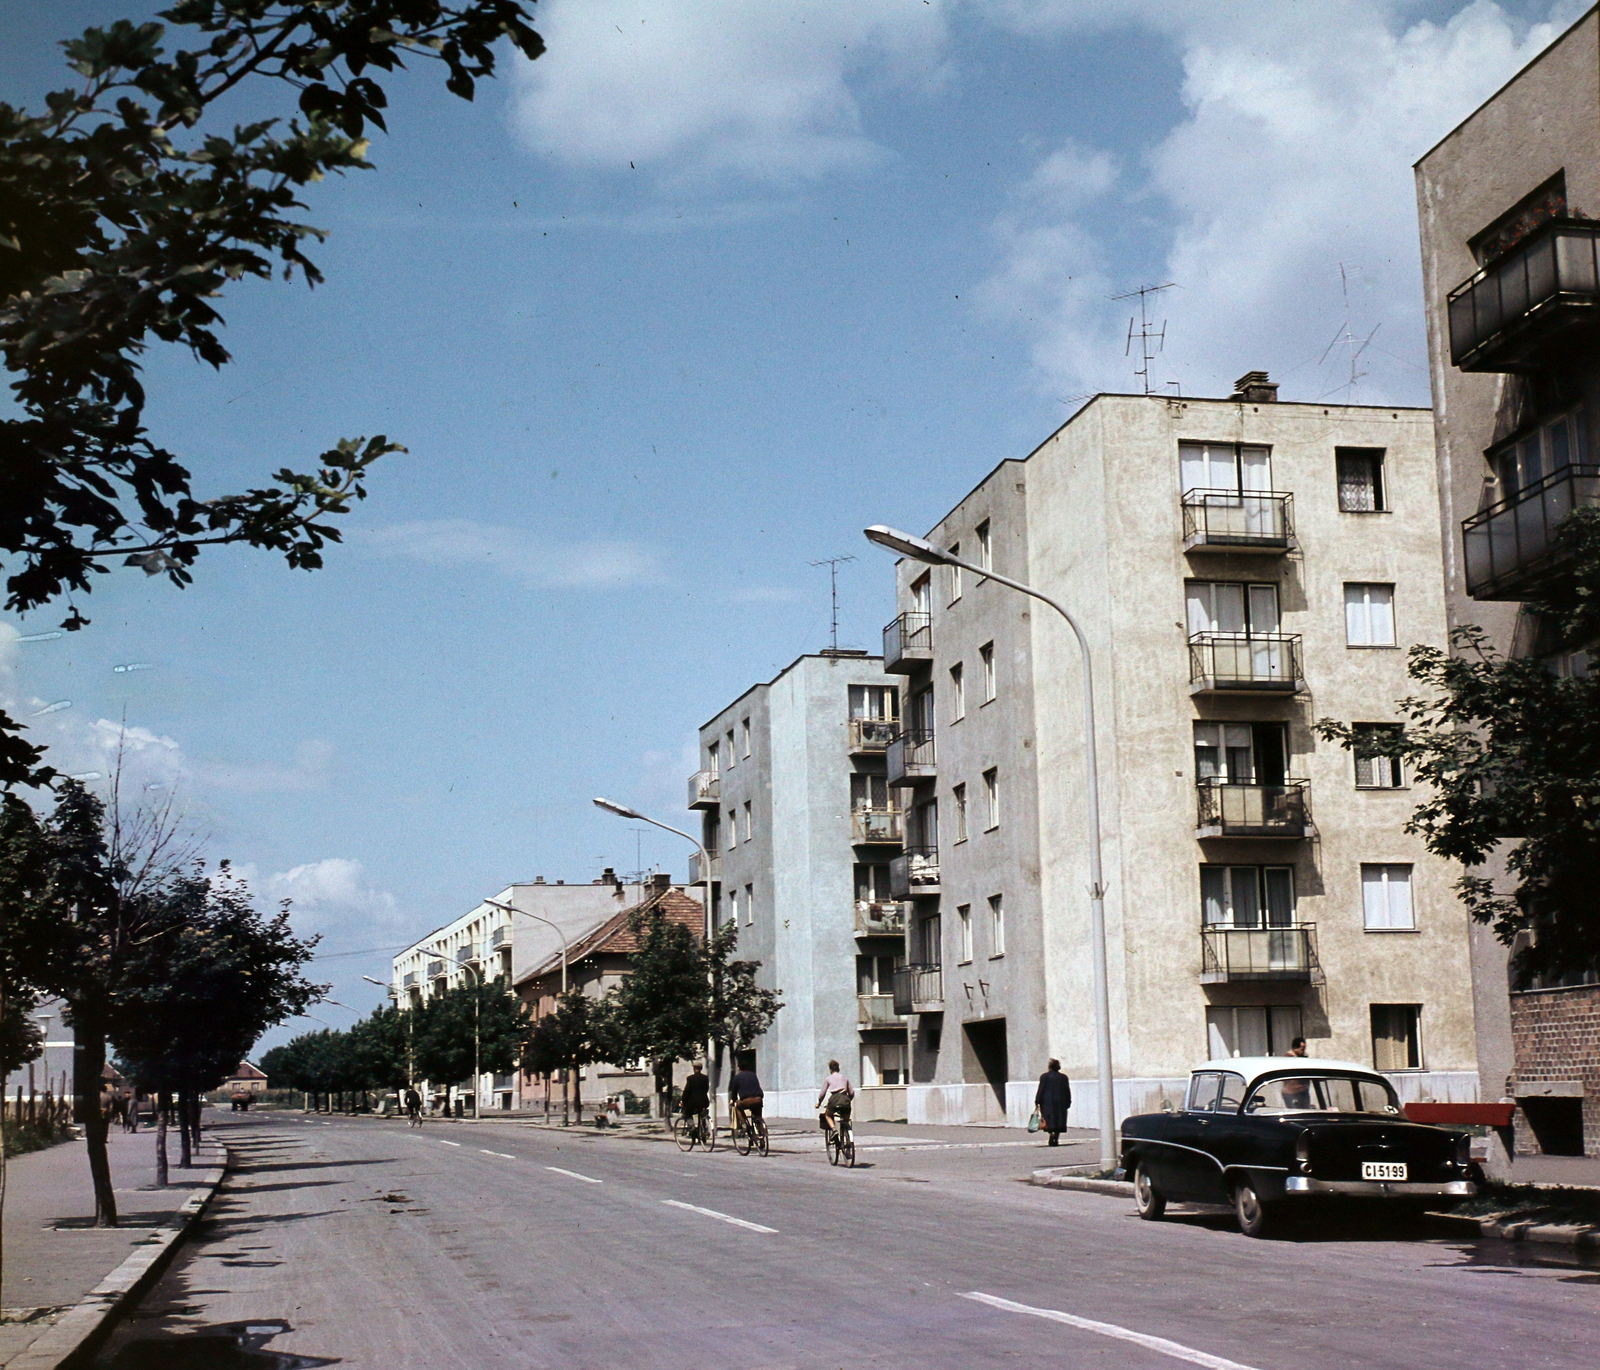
[1362, 1161, 1407, 1181]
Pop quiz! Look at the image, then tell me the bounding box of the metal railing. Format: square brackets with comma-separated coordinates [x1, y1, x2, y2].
[883, 611, 933, 672]
[889, 846, 940, 898]
[1448, 219, 1600, 370]
[858, 993, 906, 1027]
[1181, 490, 1295, 550]
[491, 925, 511, 949]
[854, 900, 909, 936]
[887, 728, 936, 786]
[1462, 463, 1600, 600]
[892, 963, 944, 1015]
[848, 716, 899, 751]
[1200, 924, 1318, 983]
[427, 959, 445, 979]
[1196, 779, 1312, 837]
[688, 770, 721, 808]
[689, 850, 720, 885]
[456, 943, 477, 965]
[1188, 633, 1303, 692]
[402, 971, 417, 988]
[851, 805, 904, 845]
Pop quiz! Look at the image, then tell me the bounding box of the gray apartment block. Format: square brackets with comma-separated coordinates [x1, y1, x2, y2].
[690, 652, 907, 1117]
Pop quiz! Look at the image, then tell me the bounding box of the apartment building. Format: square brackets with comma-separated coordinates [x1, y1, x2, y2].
[690, 651, 905, 1116]
[881, 378, 1479, 1129]
[391, 870, 641, 1112]
[1415, 4, 1600, 1162]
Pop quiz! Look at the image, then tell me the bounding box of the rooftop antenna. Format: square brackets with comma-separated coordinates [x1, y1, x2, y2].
[810, 555, 857, 651]
[1112, 282, 1176, 394]
[1318, 262, 1380, 401]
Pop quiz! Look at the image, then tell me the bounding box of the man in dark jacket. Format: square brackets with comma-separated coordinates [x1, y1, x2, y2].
[679, 1063, 711, 1120]
[1035, 1059, 1072, 1146]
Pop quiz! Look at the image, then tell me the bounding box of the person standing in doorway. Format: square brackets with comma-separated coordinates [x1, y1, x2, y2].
[1035, 1059, 1072, 1146]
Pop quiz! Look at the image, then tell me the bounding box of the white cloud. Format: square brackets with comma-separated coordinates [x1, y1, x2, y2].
[259, 857, 401, 927]
[360, 519, 662, 589]
[978, 1, 1585, 403]
[508, 0, 950, 186]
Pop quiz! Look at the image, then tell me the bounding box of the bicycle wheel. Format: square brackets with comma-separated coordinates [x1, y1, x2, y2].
[826, 1127, 841, 1166]
[703, 1115, 717, 1153]
[735, 1119, 752, 1156]
[756, 1118, 769, 1157]
[674, 1114, 694, 1152]
[843, 1126, 856, 1167]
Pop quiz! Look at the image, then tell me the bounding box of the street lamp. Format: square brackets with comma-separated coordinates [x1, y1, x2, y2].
[482, 899, 567, 995]
[864, 523, 1117, 1172]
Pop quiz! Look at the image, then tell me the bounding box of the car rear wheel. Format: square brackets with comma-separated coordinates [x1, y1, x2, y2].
[1233, 1179, 1277, 1238]
[1133, 1164, 1166, 1221]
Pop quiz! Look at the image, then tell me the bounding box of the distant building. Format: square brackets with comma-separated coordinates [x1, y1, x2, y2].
[1414, 5, 1600, 1164]
[223, 1062, 268, 1094]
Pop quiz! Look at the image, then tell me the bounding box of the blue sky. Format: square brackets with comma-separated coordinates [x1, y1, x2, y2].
[0, 0, 1583, 1045]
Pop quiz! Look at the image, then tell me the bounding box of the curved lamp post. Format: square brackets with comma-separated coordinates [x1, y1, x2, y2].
[863, 523, 1116, 1172]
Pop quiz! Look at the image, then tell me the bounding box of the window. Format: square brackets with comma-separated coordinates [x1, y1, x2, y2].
[988, 894, 1005, 957]
[982, 768, 999, 830]
[1200, 866, 1295, 927]
[744, 883, 754, 926]
[1180, 442, 1272, 496]
[741, 718, 751, 758]
[1362, 864, 1415, 930]
[912, 798, 938, 850]
[1493, 406, 1588, 497]
[1206, 1005, 1303, 1060]
[949, 663, 965, 721]
[1353, 723, 1404, 788]
[1186, 1072, 1222, 1111]
[952, 783, 968, 842]
[911, 573, 931, 616]
[851, 773, 891, 812]
[980, 642, 996, 702]
[849, 684, 898, 720]
[726, 885, 739, 925]
[1371, 1004, 1422, 1070]
[976, 519, 992, 572]
[854, 862, 892, 903]
[910, 686, 936, 734]
[1193, 721, 1287, 785]
[921, 913, 942, 966]
[957, 904, 973, 963]
[1336, 448, 1386, 512]
[742, 800, 752, 842]
[857, 952, 897, 995]
[707, 741, 719, 777]
[1344, 583, 1395, 646]
[1187, 581, 1281, 636]
[948, 543, 962, 602]
[727, 808, 737, 844]
[861, 1042, 906, 1087]
[726, 728, 736, 766]
[705, 811, 721, 856]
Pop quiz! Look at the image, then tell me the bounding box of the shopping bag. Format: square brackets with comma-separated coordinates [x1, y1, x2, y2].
[1027, 1107, 1042, 1133]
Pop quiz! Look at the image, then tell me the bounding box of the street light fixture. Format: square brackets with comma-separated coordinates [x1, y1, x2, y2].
[864, 523, 1117, 1172]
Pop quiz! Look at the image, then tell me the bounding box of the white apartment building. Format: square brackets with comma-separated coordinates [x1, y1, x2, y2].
[880, 376, 1480, 1129]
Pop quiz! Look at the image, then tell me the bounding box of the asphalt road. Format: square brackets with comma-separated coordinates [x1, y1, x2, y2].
[92, 1111, 1599, 1369]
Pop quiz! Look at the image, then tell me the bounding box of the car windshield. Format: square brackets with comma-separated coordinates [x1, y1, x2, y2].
[1244, 1075, 1399, 1116]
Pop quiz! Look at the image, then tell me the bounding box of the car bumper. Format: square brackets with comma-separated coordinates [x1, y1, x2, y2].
[1283, 1177, 1475, 1198]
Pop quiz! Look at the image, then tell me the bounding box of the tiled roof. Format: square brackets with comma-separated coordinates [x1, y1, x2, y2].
[520, 886, 703, 985]
[230, 1062, 268, 1079]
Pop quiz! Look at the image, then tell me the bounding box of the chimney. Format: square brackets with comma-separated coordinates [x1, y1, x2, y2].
[534, 875, 545, 885]
[1231, 371, 1278, 403]
[556, 879, 564, 885]
[596, 867, 616, 885]
[652, 872, 672, 892]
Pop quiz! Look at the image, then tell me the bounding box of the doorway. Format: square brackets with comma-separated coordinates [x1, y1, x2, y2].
[962, 1019, 1008, 1110]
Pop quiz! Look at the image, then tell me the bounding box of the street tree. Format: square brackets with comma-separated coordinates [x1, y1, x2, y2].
[0, 1, 544, 785]
[525, 988, 600, 1123]
[707, 923, 783, 1066]
[411, 976, 525, 1109]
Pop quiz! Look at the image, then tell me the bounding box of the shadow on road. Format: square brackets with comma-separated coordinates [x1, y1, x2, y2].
[104, 1319, 339, 1368]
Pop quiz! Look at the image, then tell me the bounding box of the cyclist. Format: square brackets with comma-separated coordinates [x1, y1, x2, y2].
[815, 1059, 854, 1138]
[679, 1062, 712, 1138]
[404, 1087, 423, 1127]
[729, 1062, 764, 1136]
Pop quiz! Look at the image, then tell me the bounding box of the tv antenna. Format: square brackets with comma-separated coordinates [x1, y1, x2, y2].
[1319, 262, 1380, 401]
[1112, 282, 1176, 394]
[810, 555, 857, 652]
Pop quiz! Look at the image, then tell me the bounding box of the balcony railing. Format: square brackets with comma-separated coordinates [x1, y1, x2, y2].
[456, 944, 478, 965]
[1196, 779, 1312, 838]
[848, 716, 899, 752]
[688, 770, 721, 809]
[1462, 463, 1600, 600]
[427, 959, 446, 979]
[1188, 633, 1303, 694]
[889, 846, 940, 899]
[886, 728, 936, 786]
[1447, 219, 1600, 372]
[689, 850, 720, 885]
[858, 993, 906, 1028]
[883, 612, 932, 673]
[851, 805, 904, 845]
[892, 963, 944, 1015]
[1200, 924, 1318, 984]
[855, 900, 909, 936]
[402, 971, 417, 988]
[1182, 490, 1295, 552]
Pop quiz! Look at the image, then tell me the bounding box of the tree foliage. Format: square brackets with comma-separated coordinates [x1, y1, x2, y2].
[411, 975, 525, 1085]
[707, 921, 782, 1057]
[0, 2, 544, 785]
[600, 906, 712, 1091]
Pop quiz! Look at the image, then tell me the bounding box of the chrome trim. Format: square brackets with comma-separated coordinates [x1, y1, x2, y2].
[1126, 1137, 1225, 1171]
[1283, 1177, 1474, 1198]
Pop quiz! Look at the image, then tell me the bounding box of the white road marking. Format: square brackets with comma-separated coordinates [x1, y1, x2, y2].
[481, 1149, 515, 1159]
[962, 1293, 1262, 1370]
[545, 1166, 603, 1184]
[439, 1140, 461, 1147]
[661, 1200, 777, 1234]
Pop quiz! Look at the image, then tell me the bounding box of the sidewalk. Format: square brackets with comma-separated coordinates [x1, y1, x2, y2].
[1, 1128, 224, 1366]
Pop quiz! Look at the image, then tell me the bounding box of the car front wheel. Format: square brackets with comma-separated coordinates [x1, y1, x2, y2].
[1133, 1163, 1166, 1221]
[1233, 1179, 1277, 1238]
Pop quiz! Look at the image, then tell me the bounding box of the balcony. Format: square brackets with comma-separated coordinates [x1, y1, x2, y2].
[491, 925, 511, 950]
[858, 993, 906, 1028]
[688, 770, 721, 809]
[1182, 490, 1296, 553]
[855, 900, 909, 936]
[892, 963, 944, 1015]
[1200, 924, 1318, 983]
[427, 959, 446, 980]
[883, 612, 932, 673]
[1196, 779, 1313, 839]
[1462, 463, 1600, 600]
[848, 716, 899, 753]
[455, 943, 478, 965]
[851, 805, 904, 845]
[886, 728, 936, 787]
[689, 850, 721, 885]
[1188, 633, 1304, 694]
[1447, 219, 1600, 372]
[889, 846, 940, 899]
[402, 971, 417, 988]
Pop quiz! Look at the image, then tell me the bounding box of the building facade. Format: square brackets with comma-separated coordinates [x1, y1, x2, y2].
[882, 380, 1480, 1128]
[1414, 5, 1600, 1162]
[690, 651, 906, 1117]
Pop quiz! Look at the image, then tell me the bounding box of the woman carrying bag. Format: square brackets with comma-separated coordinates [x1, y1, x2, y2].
[1034, 1058, 1072, 1146]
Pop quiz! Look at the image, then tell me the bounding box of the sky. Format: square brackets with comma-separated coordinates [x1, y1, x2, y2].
[0, 0, 1586, 1048]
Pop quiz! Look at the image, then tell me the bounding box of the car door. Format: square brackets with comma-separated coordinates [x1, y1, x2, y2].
[1161, 1072, 1226, 1201]
[1201, 1072, 1257, 1201]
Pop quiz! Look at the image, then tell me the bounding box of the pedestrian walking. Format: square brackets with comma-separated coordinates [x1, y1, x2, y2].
[1035, 1059, 1072, 1146]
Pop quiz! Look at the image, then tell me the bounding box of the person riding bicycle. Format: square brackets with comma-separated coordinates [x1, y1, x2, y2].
[729, 1063, 764, 1133]
[816, 1059, 854, 1136]
[404, 1087, 422, 1124]
[678, 1063, 711, 1130]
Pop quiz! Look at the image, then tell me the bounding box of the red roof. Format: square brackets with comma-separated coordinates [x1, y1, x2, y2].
[519, 886, 704, 985]
[230, 1062, 267, 1080]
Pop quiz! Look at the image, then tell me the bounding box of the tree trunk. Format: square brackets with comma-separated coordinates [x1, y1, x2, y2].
[572, 1060, 583, 1123]
[76, 1021, 118, 1226]
[155, 1091, 169, 1187]
[177, 1091, 193, 1167]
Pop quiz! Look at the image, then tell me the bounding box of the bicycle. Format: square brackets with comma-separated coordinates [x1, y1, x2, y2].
[673, 1109, 716, 1152]
[732, 1105, 769, 1157]
[823, 1108, 855, 1167]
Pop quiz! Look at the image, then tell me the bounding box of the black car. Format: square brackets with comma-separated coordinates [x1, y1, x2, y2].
[1120, 1056, 1475, 1237]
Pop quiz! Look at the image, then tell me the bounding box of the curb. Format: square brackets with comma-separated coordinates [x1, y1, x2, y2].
[1031, 1167, 1134, 1197]
[5, 1141, 229, 1370]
